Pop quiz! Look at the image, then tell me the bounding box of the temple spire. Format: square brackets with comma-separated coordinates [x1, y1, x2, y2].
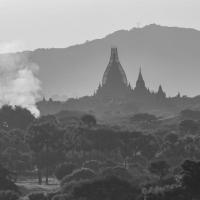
[109, 47, 119, 63]
[157, 85, 166, 99]
[136, 67, 145, 88]
[176, 92, 181, 98]
[96, 47, 131, 99]
[102, 47, 128, 86]
[158, 85, 163, 93]
[138, 67, 143, 79]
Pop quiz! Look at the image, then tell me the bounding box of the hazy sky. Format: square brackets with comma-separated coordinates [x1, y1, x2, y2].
[0, 0, 200, 52]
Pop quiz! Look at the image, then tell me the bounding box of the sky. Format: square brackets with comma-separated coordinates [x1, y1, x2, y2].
[0, 0, 200, 52]
[0, 0, 200, 100]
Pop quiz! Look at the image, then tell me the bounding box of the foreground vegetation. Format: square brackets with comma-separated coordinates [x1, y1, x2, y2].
[1, 106, 200, 199]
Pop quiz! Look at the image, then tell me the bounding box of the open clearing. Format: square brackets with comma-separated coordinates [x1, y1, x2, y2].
[17, 178, 59, 197]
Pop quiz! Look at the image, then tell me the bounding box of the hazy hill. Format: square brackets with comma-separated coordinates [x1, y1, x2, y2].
[18, 24, 200, 98]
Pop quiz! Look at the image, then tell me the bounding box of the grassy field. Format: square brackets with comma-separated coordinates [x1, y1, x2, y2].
[17, 177, 59, 198]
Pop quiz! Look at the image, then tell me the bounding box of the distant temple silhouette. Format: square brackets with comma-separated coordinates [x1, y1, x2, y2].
[95, 47, 132, 99]
[38, 47, 197, 117]
[95, 47, 167, 101]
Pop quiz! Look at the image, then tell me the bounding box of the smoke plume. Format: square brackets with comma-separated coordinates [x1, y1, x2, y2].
[0, 53, 41, 117]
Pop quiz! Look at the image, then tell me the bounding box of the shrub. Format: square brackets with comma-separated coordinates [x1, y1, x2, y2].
[61, 168, 96, 186]
[179, 120, 199, 134]
[180, 109, 200, 120]
[101, 166, 133, 181]
[130, 113, 157, 122]
[100, 160, 117, 169]
[149, 160, 170, 180]
[82, 160, 102, 172]
[0, 190, 19, 200]
[66, 176, 141, 200]
[46, 191, 60, 200]
[145, 185, 189, 200]
[81, 114, 96, 127]
[165, 133, 179, 145]
[55, 163, 76, 180]
[28, 192, 47, 200]
[0, 165, 18, 192]
[52, 194, 70, 200]
[61, 180, 88, 194]
[181, 159, 200, 196]
[0, 105, 35, 130]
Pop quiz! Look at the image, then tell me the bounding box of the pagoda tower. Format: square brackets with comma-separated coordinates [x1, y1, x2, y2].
[133, 68, 149, 98]
[95, 47, 132, 99]
[136, 67, 145, 89]
[157, 85, 166, 99]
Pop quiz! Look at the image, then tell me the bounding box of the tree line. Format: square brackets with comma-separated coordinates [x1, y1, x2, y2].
[1, 106, 200, 199]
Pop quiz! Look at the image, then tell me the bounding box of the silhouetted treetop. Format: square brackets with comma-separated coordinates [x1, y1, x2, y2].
[0, 164, 18, 192]
[81, 114, 97, 127]
[181, 109, 200, 120]
[0, 105, 35, 130]
[130, 113, 158, 122]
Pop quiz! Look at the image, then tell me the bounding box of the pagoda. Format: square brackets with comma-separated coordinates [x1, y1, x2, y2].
[95, 47, 132, 99]
[133, 68, 150, 99]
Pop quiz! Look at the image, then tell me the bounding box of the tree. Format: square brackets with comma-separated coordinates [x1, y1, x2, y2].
[130, 113, 157, 122]
[0, 190, 20, 200]
[81, 114, 96, 127]
[137, 134, 159, 163]
[149, 160, 170, 181]
[101, 166, 133, 181]
[145, 185, 189, 200]
[2, 129, 31, 173]
[161, 134, 184, 166]
[62, 176, 141, 200]
[179, 120, 199, 134]
[75, 127, 121, 158]
[0, 105, 35, 130]
[181, 160, 200, 197]
[181, 109, 200, 121]
[27, 118, 65, 184]
[61, 168, 96, 186]
[165, 133, 179, 146]
[55, 162, 76, 181]
[182, 136, 197, 160]
[28, 192, 47, 200]
[119, 131, 141, 168]
[83, 160, 102, 173]
[0, 164, 18, 192]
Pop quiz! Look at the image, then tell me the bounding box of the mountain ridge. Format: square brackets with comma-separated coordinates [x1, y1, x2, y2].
[3, 24, 200, 99]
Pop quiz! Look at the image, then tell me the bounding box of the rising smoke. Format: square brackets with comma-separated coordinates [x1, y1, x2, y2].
[0, 52, 41, 117]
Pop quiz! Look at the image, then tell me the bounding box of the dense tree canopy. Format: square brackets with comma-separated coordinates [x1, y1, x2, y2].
[181, 109, 200, 120]
[179, 120, 199, 134]
[1, 105, 200, 199]
[149, 160, 170, 181]
[81, 114, 97, 127]
[130, 113, 158, 122]
[27, 117, 65, 184]
[0, 164, 18, 192]
[62, 176, 141, 200]
[0, 105, 35, 130]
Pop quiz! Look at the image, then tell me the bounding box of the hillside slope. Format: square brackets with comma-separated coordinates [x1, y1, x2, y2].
[7, 24, 200, 98]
